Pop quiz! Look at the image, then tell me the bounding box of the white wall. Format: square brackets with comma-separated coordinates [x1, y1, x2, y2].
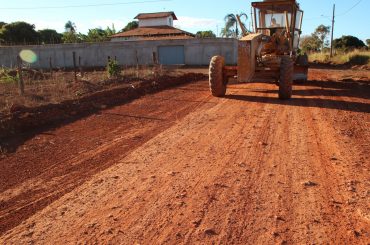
[139, 16, 173, 27]
[0, 38, 238, 68]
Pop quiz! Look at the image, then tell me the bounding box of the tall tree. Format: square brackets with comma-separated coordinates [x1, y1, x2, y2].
[300, 35, 321, 52]
[222, 13, 248, 38]
[105, 24, 116, 36]
[63, 21, 80, 43]
[366, 39, 370, 47]
[0, 21, 40, 44]
[64, 20, 76, 33]
[38, 29, 62, 44]
[0, 22, 6, 29]
[220, 27, 233, 38]
[313, 25, 330, 51]
[122, 21, 139, 32]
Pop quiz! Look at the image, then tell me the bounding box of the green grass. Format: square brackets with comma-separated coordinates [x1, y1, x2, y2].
[308, 50, 370, 65]
[0, 68, 17, 84]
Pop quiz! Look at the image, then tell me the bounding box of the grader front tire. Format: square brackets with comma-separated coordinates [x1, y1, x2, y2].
[294, 54, 309, 84]
[209, 56, 226, 97]
[279, 56, 294, 100]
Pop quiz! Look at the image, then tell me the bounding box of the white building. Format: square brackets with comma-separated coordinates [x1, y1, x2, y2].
[111, 12, 194, 41]
[136, 12, 176, 28]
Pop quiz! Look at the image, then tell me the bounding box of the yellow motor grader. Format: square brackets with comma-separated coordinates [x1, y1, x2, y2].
[209, 0, 308, 99]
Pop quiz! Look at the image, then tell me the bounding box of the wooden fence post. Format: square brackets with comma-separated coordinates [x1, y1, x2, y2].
[79, 56, 84, 77]
[135, 50, 139, 78]
[49, 57, 53, 77]
[16, 55, 24, 95]
[152, 52, 158, 65]
[152, 52, 159, 77]
[72, 51, 77, 81]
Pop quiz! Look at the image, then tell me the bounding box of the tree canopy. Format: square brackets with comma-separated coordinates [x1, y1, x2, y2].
[333, 35, 366, 50]
[300, 35, 321, 52]
[38, 29, 62, 44]
[365, 39, 370, 47]
[0, 22, 7, 29]
[313, 25, 330, 50]
[196, 30, 216, 38]
[122, 21, 138, 32]
[222, 13, 248, 38]
[65, 21, 76, 33]
[0, 21, 40, 44]
[299, 24, 331, 52]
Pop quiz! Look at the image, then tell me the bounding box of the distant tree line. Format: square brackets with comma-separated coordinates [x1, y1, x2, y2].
[0, 20, 140, 45]
[300, 24, 367, 53]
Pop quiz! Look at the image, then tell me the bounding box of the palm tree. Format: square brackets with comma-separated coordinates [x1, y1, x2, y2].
[64, 20, 76, 33]
[223, 13, 248, 38]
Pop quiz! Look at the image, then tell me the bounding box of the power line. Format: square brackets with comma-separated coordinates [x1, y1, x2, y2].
[337, 0, 363, 16]
[0, 0, 172, 10]
[305, 0, 363, 21]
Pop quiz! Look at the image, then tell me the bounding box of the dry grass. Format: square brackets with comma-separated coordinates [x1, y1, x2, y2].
[0, 65, 196, 114]
[308, 50, 370, 65]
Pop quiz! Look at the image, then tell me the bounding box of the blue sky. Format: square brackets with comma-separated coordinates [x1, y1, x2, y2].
[0, 0, 369, 41]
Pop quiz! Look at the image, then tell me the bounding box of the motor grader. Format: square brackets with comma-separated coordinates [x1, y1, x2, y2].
[209, 0, 308, 99]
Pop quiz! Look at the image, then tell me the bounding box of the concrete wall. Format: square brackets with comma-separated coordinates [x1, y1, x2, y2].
[0, 38, 237, 69]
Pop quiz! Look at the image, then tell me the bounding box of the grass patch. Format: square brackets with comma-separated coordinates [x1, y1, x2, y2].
[0, 68, 17, 84]
[308, 50, 370, 65]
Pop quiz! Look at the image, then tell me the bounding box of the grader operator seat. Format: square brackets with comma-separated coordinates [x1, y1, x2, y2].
[252, 0, 304, 54]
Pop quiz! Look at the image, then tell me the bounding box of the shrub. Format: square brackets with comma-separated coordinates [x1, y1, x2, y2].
[106, 59, 121, 78]
[0, 68, 17, 83]
[348, 54, 369, 65]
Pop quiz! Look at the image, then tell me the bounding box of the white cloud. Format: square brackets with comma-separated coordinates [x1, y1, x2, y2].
[31, 20, 66, 32]
[176, 16, 222, 29]
[29, 18, 131, 34]
[90, 18, 131, 31]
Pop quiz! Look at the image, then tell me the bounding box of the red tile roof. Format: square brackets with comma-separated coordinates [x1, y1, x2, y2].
[111, 26, 194, 39]
[134, 12, 178, 20]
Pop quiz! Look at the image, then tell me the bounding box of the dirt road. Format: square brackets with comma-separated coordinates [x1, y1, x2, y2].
[1, 68, 369, 244]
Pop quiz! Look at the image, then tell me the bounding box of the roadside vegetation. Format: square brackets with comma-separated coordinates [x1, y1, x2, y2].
[0, 20, 136, 45]
[0, 63, 206, 114]
[300, 24, 369, 66]
[308, 50, 370, 65]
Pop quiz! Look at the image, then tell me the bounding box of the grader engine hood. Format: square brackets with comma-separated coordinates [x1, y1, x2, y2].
[237, 33, 262, 83]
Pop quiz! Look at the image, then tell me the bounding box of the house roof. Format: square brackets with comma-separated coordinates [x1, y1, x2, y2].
[134, 12, 178, 20]
[111, 26, 194, 38]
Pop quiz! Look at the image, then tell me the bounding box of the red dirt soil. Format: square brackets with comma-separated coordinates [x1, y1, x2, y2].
[0, 67, 369, 244]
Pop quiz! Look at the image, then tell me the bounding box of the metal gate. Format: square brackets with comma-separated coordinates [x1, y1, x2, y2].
[158, 45, 185, 65]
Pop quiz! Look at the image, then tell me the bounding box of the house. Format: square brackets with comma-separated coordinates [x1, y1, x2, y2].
[110, 12, 195, 41]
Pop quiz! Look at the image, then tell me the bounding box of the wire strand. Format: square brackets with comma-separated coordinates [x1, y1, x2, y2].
[0, 0, 172, 10]
[337, 0, 363, 16]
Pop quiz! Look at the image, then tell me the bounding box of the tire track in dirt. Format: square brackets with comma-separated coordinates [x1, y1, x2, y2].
[1, 70, 369, 244]
[0, 80, 213, 235]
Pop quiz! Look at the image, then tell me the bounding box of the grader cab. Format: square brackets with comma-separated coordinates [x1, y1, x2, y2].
[209, 0, 308, 99]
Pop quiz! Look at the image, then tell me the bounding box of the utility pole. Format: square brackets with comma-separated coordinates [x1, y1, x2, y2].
[330, 4, 335, 57]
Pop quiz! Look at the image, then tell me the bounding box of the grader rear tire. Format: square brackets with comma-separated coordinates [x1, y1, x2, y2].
[279, 56, 293, 100]
[209, 56, 226, 97]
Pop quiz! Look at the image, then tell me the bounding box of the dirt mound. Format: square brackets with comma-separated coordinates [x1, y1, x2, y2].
[351, 64, 370, 70]
[0, 73, 206, 140]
